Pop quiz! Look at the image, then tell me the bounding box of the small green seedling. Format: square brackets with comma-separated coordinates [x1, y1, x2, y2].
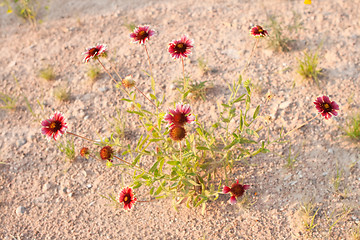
[297, 50, 322, 85]
[344, 113, 360, 141]
[39, 66, 56, 81]
[53, 86, 71, 102]
[0, 92, 17, 111]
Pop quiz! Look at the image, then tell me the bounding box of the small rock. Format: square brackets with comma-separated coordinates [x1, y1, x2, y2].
[86, 184, 92, 189]
[62, 187, 68, 194]
[42, 183, 51, 192]
[16, 206, 25, 215]
[68, 192, 74, 197]
[89, 201, 95, 206]
[98, 87, 108, 92]
[170, 84, 177, 90]
[290, 181, 297, 186]
[327, 148, 334, 154]
[84, 115, 89, 120]
[16, 138, 27, 148]
[322, 172, 328, 176]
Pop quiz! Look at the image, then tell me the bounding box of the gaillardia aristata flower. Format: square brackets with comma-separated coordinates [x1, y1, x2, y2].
[100, 146, 114, 162]
[82, 44, 107, 63]
[130, 25, 155, 45]
[119, 187, 137, 210]
[164, 103, 195, 127]
[314, 95, 339, 120]
[169, 126, 187, 141]
[250, 25, 269, 38]
[223, 179, 250, 204]
[80, 147, 90, 159]
[168, 35, 194, 59]
[41, 112, 68, 141]
[122, 75, 136, 88]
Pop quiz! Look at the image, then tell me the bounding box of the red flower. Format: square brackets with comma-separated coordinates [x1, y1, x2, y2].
[250, 25, 269, 38]
[80, 147, 90, 159]
[314, 95, 339, 120]
[41, 112, 68, 141]
[100, 146, 113, 162]
[223, 179, 250, 204]
[169, 125, 187, 141]
[130, 25, 155, 45]
[164, 102, 195, 127]
[82, 44, 107, 63]
[119, 187, 137, 210]
[168, 35, 194, 59]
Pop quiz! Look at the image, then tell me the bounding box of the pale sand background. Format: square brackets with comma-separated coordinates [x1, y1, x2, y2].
[1, 0, 360, 239]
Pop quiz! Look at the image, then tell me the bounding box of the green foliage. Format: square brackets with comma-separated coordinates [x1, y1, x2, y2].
[123, 22, 136, 32]
[87, 65, 101, 83]
[344, 113, 360, 141]
[39, 66, 56, 81]
[197, 57, 210, 75]
[58, 139, 76, 162]
[267, 15, 291, 52]
[297, 50, 322, 85]
[298, 201, 320, 233]
[53, 86, 71, 102]
[283, 144, 300, 169]
[0, 92, 17, 110]
[176, 76, 213, 101]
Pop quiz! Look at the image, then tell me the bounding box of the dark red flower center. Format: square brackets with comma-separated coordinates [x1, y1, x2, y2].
[49, 121, 62, 132]
[170, 126, 186, 141]
[173, 112, 187, 125]
[100, 146, 113, 160]
[138, 30, 148, 39]
[88, 47, 99, 56]
[322, 103, 332, 112]
[230, 183, 245, 198]
[175, 43, 186, 53]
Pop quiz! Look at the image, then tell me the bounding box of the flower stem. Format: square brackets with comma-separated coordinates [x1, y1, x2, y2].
[133, 85, 158, 110]
[144, 44, 153, 77]
[181, 57, 186, 91]
[241, 38, 259, 76]
[179, 142, 182, 162]
[273, 113, 321, 143]
[113, 155, 133, 166]
[66, 131, 96, 143]
[97, 58, 119, 85]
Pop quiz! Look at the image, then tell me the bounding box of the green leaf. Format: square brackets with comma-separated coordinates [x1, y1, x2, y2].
[224, 139, 238, 150]
[232, 94, 246, 104]
[167, 160, 180, 166]
[127, 110, 144, 116]
[121, 98, 132, 102]
[196, 146, 210, 151]
[150, 93, 157, 100]
[132, 181, 142, 189]
[149, 138, 162, 142]
[131, 155, 141, 166]
[221, 104, 231, 108]
[154, 185, 163, 195]
[253, 105, 260, 119]
[149, 160, 159, 173]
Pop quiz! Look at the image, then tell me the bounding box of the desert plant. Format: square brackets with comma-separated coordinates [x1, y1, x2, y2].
[53, 86, 71, 102]
[298, 201, 320, 233]
[197, 57, 210, 75]
[297, 50, 322, 85]
[0, 92, 17, 110]
[87, 65, 101, 83]
[325, 206, 352, 237]
[344, 113, 360, 141]
[58, 139, 76, 162]
[39, 66, 56, 81]
[266, 15, 291, 52]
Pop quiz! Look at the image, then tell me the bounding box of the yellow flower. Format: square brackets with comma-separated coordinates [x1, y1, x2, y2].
[304, 0, 311, 4]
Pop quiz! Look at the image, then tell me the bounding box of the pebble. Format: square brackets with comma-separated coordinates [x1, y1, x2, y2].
[327, 148, 334, 154]
[42, 183, 51, 192]
[16, 138, 27, 148]
[86, 184, 92, 189]
[89, 201, 95, 206]
[170, 84, 177, 90]
[84, 115, 89, 120]
[16, 206, 26, 215]
[290, 181, 297, 186]
[98, 87, 108, 92]
[68, 192, 74, 197]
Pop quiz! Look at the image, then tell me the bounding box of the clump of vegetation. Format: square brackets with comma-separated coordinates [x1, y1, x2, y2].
[344, 113, 360, 141]
[1, 0, 44, 26]
[296, 50, 322, 85]
[267, 15, 292, 52]
[87, 65, 101, 83]
[39, 66, 56, 81]
[58, 139, 76, 162]
[197, 57, 210, 75]
[297, 201, 320, 234]
[0, 92, 17, 111]
[53, 86, 71, 102]
[176, 77, 212, 101]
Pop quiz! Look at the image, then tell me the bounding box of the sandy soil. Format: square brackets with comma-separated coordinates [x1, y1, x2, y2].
[1, 0, 360, 239]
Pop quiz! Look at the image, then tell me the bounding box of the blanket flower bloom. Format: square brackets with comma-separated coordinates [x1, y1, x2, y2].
[313, 95, 339, 120]
[80, 147, 90, 159]
[168, 35, 194, 59]
[164, 103, 195, 127]
[250, 25, 269, 38]
[223, 179, 250, 204]
[41, 112, 68, 141]
[130, 25, 155, 45]
[119, 187, 137, 210]
[100, 146, 114, 162]
[82, 44, 108, 63]
[169, 126, 187, 141]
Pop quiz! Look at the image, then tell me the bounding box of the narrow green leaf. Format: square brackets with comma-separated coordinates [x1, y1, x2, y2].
[253, 105, 260, 119]
[196, 146, 210, 151]
[167, 160, 180, 166]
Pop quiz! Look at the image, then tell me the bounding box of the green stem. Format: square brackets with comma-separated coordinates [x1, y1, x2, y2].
[144, 44, 153, 77]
